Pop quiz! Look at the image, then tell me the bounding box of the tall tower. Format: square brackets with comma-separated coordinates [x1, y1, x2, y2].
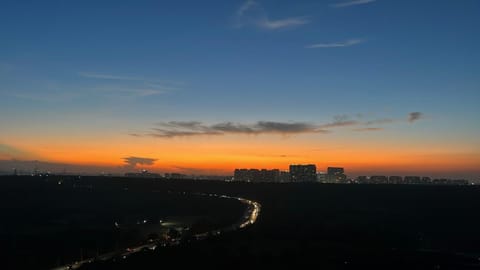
[289, 164, 317, 182]
[327, 167, 346, 183]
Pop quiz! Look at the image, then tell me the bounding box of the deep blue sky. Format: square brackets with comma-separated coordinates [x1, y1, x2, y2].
[1, 0, 479, 120]
[0, 0, 479, 177]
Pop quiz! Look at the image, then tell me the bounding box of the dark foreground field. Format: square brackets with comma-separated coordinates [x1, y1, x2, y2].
[2, 176, 480, 270]
[84, 178, 480, 270]
[0, 176, 245, 269]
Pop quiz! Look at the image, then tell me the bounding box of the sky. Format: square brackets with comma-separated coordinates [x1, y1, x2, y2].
[0, 0, 479, 178]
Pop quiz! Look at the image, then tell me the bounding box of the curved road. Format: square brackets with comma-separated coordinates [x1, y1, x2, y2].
[52, 192, 261, 270]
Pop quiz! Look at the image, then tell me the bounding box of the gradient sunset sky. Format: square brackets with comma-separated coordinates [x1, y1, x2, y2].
[1, 0, 479, 178]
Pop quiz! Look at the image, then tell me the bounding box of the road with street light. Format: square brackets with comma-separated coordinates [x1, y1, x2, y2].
[51, 192, 261, 270]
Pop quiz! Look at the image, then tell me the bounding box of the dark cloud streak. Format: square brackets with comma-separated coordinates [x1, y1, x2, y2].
[408, 112, 423, 123]
[353, 127, 384, 132]
[123, 156, 157, 167]
[319, 120, 359, 129]
[134, 112, 424, 139]
[149, 121, 325, 138]
[365, 118, 395, 125]
[318, 114, 359, 128]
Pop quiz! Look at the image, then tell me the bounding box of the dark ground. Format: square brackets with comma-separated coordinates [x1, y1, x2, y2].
[0, 176, 245, 269]
[1, 176, 480, 269]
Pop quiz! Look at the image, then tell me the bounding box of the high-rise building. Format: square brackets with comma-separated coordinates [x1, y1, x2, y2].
[234, 168, 280, 182]
[258, 169, 280, 182]
[289, 164, 316, 182]
[327, 167, 347, 183]
[278, 171, 291, 183]
[234, 169, 251, 182]
[317, 173, 329, 183]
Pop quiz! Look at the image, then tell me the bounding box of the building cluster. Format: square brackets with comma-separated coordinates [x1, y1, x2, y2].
[124, 170, 232, 181]
[125, 169, 161, 178]
[233, 168, 283, 182]
[125, 170, 202, 180]
[317, 167, 348, 183]
[289, 165, 316, 182]
[233, 165, 470, 185]
[355, 175, 469, 185]
[233, 165, 347, 183]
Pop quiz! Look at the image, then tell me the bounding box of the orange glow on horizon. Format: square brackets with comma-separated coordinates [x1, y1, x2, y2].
[3, 133, 479, 177]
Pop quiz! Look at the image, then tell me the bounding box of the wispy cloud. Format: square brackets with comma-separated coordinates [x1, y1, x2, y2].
[0, 143, 38, 160]
[365, 118, 395, 125]
[78, 72, 143, 81]
[362, 112, 424, 125]
[306, 39, 365, 48]
[9, 81, 81, 102]
[149, 121, 326, 138]
[135, 89, 166, 96]
[11, 84, 167, 102]
[353, 127, 384, 132]
[235, 0, 310, 30]
[123, 156, 157, 167]
[331, 0, 376, 8]
[319, 120, 359, 128]
[258, 17, 310, 30]
[79, 72, 182, 98]
[78, 72, 184, 86]
[115, 88, 167, 97]
[408, 112, 423, 123]
[318, 114, 360, 128]
[11, 92, 78, 102]
[134, 112, 424, 139]
[237, 0, 258, 16]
